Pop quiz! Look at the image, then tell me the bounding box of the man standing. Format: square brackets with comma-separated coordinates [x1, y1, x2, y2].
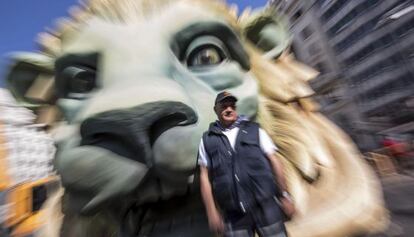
[198, 92, 294, 237]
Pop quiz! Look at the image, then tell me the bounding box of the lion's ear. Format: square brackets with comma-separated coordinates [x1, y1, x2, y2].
[241, 8, 291, 59]
[6, 52, 55, 108]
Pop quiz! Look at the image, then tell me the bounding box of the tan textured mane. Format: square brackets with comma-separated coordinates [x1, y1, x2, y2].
[37, 0, 240, 56]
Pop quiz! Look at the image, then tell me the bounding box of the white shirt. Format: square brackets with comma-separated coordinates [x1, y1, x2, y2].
[198, 127, 277, 167]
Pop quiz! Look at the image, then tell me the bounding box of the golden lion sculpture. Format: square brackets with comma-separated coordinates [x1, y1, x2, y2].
[4, 0, 387, 236]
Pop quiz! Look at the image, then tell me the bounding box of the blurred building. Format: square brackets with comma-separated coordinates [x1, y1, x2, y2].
[271, 0, 414, 151]
[0, 88, 55, 185]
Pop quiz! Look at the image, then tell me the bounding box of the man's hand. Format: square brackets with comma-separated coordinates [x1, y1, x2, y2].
[199, 166, 225, 233]
[207, 209, 225, 233]
[280, 196, 296, 219]
[267, 153, 288, 194]
[267, 153, 296, 219]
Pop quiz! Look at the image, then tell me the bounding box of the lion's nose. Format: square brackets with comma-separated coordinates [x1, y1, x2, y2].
[79, 101, 197, 166]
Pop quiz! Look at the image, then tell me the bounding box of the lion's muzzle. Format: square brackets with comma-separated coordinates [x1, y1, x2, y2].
[79, 101, 198, 167]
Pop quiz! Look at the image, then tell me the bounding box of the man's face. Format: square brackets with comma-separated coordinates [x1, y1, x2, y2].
[215, 99, 238, 125]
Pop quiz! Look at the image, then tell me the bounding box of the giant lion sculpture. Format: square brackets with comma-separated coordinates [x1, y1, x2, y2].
[5, 0, 387, 236]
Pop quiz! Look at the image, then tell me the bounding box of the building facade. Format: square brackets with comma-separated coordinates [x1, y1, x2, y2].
[271, 0, 414, 151]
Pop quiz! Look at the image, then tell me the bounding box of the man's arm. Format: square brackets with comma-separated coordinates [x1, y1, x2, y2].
[200, 166, 224, 233]
[258, 128, 289, 193]
[267, 152, 296, 218]
[267, 152, 288, 193]
[258, 128, 295, 217]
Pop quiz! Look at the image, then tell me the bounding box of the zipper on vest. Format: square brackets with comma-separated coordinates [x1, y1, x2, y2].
[235, 174, 240, 182]
[240, 202, 246, 213]
[220, 133, 245, 213]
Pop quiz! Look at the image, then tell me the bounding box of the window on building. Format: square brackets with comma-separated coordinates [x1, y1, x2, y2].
[276, 0, 287, 11]
[335, 114, 352, 131]
[409, 45, 414, 59]
[285, 0, 299, 15]
[301, 26, 313, 40]
[401, 73, 413, 86]
[290, 42, 299, 57]
[291, 9, 303, 22]
[344, 25, 413, 66]
[364, 0, 382, 8]
[315, 62, 328, 74]
[308, 43, 321, 55]
[351, 50, 409, 87]
[316, 0, 334, 8]
[395, 17, 414, 37]
[345, 38, 384, 66]
[322, 0, 350, 21]
[381, 34, 393, 46]
[362, 72, 412, 102]
[372, 38, 383, 49]
[328, 0, 380, 36]
[333, 1, 409, 53]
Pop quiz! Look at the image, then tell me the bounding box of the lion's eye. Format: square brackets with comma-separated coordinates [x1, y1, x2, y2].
[55, 53, 99, 99]
[60, 66, 96, 99]
[182, 35, 230, 69]
[187, 46, 225, 67]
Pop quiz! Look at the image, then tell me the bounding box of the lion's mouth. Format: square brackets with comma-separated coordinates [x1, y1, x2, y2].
[79, 101, 198, 167]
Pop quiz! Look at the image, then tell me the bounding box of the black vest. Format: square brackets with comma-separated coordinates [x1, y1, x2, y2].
[202, 120, 278, 214]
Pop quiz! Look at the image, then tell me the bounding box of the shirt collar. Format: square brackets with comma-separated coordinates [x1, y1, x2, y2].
[215, 115, 248, 131]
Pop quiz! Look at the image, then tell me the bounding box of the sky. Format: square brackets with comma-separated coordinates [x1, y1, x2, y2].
[0, 0, 267, 87]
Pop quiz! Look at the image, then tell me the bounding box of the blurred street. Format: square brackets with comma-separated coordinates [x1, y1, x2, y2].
[367, 159, 414, 237]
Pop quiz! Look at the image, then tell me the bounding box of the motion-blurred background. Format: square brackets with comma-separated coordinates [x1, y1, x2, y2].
[0, 0, 413, 236]
[271, 0, 414, 153]
[272, 1, 414, 236]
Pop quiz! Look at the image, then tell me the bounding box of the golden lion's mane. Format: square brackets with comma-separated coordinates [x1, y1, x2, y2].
[37, 0, 241, 56]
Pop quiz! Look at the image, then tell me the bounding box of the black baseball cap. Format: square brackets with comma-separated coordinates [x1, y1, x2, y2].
[214, 91, 238, 105]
